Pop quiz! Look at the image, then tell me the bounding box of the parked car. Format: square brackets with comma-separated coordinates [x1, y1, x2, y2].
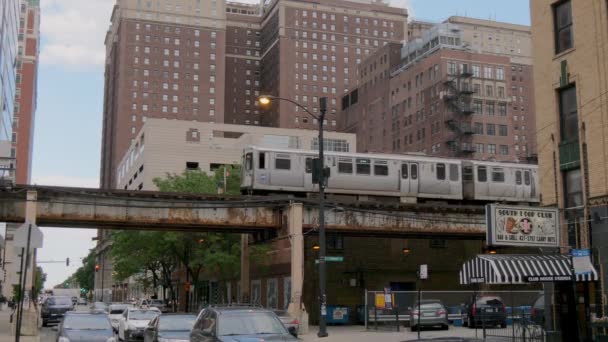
[71, 296, 79, 306]
[91, 301, 109, 312]
[41, 296, 73, 327]
[530, 295, 545, 326]
[109, 303, 134, 332]
[148, 299, 168, 313]
[77, 297, 88, 306]
[273, 310, 300, 336]
[144, 313, 196, 342]
[54, 311, 116, 342]
[462, 295, 507, 329]
[409, 300, 449, 331]
[118, 307, 161, 341]
[190, 306, 298, 342]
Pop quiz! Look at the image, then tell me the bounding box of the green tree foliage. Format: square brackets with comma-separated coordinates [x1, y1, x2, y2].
[110, 165, 244, 303]
[59, 249, 96, 292]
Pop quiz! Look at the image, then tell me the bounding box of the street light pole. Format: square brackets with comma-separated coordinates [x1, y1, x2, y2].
[317, 97, 328, 338]
[258, 94, 329, 337]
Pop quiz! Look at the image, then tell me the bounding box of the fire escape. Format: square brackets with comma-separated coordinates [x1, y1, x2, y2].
[442, 65, 475, 156]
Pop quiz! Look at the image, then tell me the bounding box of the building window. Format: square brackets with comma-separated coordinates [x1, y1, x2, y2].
[474, 122, 483, 135]
[500, 145, 509, 155]
[559, 85, 578, 142]
[487, 144, 496, 154]
[499, 124, 508, 136]
[554, 0, 573, 53]
[486, 124, 496, 136]
[498, 102, 507, 116]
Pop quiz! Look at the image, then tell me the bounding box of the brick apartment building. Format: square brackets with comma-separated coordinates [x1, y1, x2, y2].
[101, 0, 407, 190]
[13, 0, 40, 184]
[340, 20, 537, 162]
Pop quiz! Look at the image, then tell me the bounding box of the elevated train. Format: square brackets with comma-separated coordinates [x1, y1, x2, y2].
[241, 146, 539, 204]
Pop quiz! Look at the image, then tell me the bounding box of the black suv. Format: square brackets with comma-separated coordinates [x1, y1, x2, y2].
[190, 306, 298, 342]
[41, 296, 74, 326]
[462, 295, 507, 329]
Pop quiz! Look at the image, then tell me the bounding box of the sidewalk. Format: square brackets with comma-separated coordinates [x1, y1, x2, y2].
[299, 325, 484, 342]
[0, 308, 40, 342]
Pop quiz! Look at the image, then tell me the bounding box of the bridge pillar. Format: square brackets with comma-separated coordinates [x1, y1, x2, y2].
[10, 191, 40, 336]
[240, 234, 250, 303]
[287, 203, 304, 328]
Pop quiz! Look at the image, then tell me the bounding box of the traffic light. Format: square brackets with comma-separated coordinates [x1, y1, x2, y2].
[95, 264, 100, 272]
[66, 258, 70, 267]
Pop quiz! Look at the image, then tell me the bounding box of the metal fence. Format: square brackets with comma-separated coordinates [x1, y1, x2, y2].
[364, 290, 549, 341]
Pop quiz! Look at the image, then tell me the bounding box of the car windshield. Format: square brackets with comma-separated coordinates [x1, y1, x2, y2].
[110, 309, 125, 314]
[63, 315, 111, 330]
[47, 297, 72, 305]
[158, 315, 196, 331]
[218, 312, 287, 336]
[109, 305, 129, 314]
[130, 310, 159, 320]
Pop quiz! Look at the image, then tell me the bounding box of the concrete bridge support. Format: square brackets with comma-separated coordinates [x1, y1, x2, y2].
[287, 203, 307, 332]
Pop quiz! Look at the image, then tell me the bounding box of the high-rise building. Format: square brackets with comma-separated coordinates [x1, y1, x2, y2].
[0, 0, 20, 183]
[531, 2, 608, 340]
[100, 0, 407, 189]
[13, 0, 40, 184]
[340, 19, 537, 162]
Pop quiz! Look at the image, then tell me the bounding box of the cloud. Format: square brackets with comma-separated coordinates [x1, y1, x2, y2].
[40, 0, 114, 69]
[32, 175, 99, 188]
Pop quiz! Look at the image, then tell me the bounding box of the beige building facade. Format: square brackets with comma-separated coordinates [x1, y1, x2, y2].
[531, 1, 608, 340]
[116, 119, 356, 191]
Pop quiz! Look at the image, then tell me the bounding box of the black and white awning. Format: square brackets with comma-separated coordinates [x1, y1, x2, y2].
[459, 254, 599, 285]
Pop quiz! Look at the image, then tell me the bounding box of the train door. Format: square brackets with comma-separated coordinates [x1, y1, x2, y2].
[270, 152, 304, 188]
[256, 150, 270, 186]
[475, 165, 490, 198]
[400, 162, 419, 196]
[303, 156, 315, 191]
[514, 169, 524, 200]
[462, 164, 475, 200]
[242, 152, 254, 188]
[523, 169, 533, 200]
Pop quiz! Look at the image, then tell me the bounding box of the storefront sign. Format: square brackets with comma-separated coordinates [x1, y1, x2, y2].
[486, 204, 559, 247]
[469, 277, 485, 284]
[572, 249, 594, 276]
[525, 275, 572, 282]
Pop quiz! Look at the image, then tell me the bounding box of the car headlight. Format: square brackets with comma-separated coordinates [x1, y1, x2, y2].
[58, 337, 70, 342]
[106, 338, 117, 342]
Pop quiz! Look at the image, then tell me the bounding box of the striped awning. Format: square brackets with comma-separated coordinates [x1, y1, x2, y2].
[459, 254, 599, 285]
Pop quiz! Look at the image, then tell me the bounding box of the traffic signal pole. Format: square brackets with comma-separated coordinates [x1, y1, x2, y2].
[317, 97, 328, 338]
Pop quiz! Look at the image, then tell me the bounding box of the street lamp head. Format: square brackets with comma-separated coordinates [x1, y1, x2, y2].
[402, 247, 411, 255]
[313, 244, 320, 251]
[259, 95, 272, 106]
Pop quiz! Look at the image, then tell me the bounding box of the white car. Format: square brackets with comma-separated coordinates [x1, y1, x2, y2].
[118, 307, 161, 341]
[108, 303, 133, 332]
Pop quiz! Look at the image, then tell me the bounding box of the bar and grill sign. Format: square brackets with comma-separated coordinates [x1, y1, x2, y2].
[486, 204, 559, 247]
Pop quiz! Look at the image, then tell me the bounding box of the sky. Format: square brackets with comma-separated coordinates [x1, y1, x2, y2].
[28, 0, 531, 288]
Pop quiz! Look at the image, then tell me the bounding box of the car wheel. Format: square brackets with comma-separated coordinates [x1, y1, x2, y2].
[442, 324, 449, 330]
[500, 322, 507, 328]
[42, 320, 47, 327]
[468, 317, 475, 329]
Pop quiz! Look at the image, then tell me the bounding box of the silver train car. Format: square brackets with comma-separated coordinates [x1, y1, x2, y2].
[241, 146, 539, 203]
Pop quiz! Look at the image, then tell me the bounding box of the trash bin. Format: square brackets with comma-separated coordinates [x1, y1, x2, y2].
[325, 305, 350, 325]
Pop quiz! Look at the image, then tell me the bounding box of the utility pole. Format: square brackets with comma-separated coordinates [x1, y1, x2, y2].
[317, 97, 328, 338]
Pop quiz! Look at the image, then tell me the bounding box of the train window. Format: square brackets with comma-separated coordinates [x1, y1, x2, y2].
[436, 163, 446, 180]
[401, 164, 408, 179]
[492, 167, 505, 182]
[338, 158, 353, 174]
[463, 166, 473, 181]
[515, 171, 522, 185]
[478, 166, 487, 182]
[259, 152, 266, 169]
[275, 154, 291, 170]
[245, 153, 252, 170]
[411, 164, 418, 179]
[449, 164, 459, 181]
[305, 158, 313, 173]
[374, 161, 388, 176]
[524, 170, 531, 185]
[356, 158, 371, 175]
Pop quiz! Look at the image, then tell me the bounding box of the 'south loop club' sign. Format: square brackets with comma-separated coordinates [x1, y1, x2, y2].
[486, 204, 559, 247]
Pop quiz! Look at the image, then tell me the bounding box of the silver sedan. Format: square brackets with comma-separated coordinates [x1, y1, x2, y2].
[409, 300, 449, 331]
